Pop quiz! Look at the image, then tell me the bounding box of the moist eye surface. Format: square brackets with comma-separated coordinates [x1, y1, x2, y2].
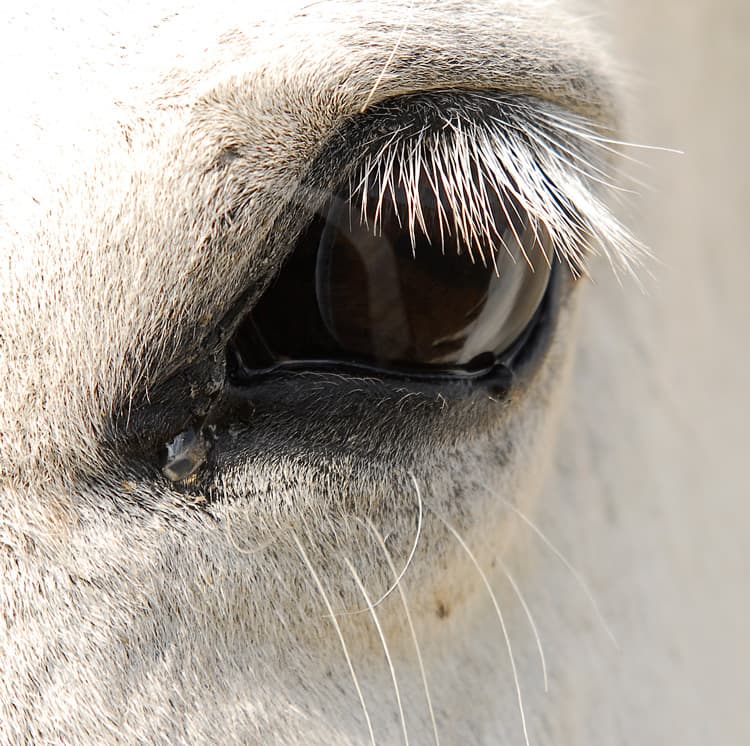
[227, 175, 553, 377]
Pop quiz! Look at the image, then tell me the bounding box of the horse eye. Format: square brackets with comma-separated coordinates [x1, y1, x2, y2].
[228, 180, 553, 378]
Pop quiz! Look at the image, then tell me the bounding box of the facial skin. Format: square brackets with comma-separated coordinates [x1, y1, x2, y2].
[6, 2, 739, 744]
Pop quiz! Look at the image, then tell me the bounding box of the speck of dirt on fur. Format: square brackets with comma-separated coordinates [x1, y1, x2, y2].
[436, 600, 450, 619]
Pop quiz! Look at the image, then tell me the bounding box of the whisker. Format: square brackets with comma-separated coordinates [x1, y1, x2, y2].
[345, 556, 410, 746]
[494, 555, 549, 692]
[428, 505, 532, 746]
[338, 476, 423, 617]
[291, 531, 377, 746]
[360, 0, 415, 113]
[498, 498, 618, 648]
[365, 515, 441, 746]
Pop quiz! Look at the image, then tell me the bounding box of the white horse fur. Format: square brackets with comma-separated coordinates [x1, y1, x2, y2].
[0, 2, 743, 744]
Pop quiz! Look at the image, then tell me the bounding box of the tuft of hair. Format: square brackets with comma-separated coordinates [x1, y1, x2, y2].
[348, 94, 647, 280]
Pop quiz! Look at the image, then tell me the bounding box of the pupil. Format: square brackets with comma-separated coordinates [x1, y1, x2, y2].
[231, 183, 552, 375]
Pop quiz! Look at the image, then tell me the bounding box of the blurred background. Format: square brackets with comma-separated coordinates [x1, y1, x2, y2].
[584, 1, 748, 741]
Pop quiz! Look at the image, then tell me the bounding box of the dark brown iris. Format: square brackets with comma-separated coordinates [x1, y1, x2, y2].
[229, 181, 552, 375]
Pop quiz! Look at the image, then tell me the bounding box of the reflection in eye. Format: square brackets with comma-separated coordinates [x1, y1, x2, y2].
[229, 176, 553, 375]
[315, 189, 551, 367]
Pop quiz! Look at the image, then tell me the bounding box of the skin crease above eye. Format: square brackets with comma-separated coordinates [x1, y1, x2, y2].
[1, 1, 748, 745]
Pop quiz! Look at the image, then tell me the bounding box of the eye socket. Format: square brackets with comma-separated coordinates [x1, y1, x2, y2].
[228, 179, 553, 378]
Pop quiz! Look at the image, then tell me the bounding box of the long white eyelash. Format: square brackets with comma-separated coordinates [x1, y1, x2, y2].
[349, 97, 647, 279]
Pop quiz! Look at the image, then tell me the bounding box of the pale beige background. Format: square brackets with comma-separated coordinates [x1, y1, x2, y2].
[597, 1, 748, 740]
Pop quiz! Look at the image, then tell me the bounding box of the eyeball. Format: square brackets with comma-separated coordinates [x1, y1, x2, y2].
[314, 191, 551, 368]
[228, 179, 553, 377]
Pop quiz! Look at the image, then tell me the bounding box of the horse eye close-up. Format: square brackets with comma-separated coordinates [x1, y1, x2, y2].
[1, 2, 746, 745]
[230, 172, 553, 377]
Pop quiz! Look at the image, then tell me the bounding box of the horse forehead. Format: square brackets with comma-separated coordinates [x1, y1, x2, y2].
[1, 0, 614, 138]
[0, 0, 615, 246]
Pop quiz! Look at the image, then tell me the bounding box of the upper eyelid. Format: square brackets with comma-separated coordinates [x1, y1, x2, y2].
[303, 90, 643, 279]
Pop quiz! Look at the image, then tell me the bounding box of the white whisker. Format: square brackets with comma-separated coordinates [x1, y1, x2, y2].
[360, 1, 415, 113]
[499, 499, 618, 648]
[291, 531, 377, 746]
[495, 555, 549, 692]
[428, 505, 532, 746]
[340, 476, 423, 617]
[365, 515, 441, 746]
[345, 556, 410, 746]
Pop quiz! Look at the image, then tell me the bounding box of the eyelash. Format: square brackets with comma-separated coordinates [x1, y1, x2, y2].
[342, 93, 644, 280]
